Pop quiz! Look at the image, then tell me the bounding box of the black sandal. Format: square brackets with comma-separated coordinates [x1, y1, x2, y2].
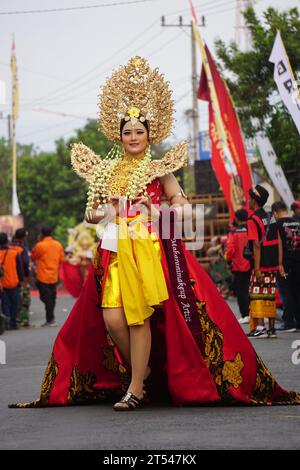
[113, 392, 144, 411]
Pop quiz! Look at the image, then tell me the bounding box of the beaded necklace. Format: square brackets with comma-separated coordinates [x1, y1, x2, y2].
[86, 146, 151, 211]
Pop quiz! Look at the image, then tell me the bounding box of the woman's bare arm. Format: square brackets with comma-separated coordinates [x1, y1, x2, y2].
[159, 173, 192, 221]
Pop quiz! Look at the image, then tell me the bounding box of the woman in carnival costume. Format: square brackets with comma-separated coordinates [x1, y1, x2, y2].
[10, 57, 300, 411]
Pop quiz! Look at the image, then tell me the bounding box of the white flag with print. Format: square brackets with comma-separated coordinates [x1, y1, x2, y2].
[256, 132, 294, 208]
[269, 30, 300, 134]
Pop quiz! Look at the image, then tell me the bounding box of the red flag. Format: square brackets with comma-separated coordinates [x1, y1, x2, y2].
[198, 45, 253, 218]
[189, 0, 198, 22]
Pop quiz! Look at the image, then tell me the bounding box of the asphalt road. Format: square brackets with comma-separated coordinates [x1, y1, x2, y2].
[0, 295, 299, 450]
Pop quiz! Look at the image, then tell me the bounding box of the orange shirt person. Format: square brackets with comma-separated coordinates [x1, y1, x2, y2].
[0, 232, 24, 329]
[31, 227, 64, 326]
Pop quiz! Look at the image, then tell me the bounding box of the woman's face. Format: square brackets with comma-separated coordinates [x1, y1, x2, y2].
[121, 121, 148, 157]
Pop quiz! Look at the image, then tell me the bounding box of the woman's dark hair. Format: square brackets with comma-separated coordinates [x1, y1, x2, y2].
[41, 226, 53, 237]
[234, 209, 248, 222]
[0, 232, 8, 245]
[120, 118, 149, 138]
[271, 201, 288, 213]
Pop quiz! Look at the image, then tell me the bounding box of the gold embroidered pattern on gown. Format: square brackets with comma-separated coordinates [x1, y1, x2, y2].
[191, 280, 243, 401]
[192, 283, 300, 405]
[67, 366, 119, 404]
[222, 353, 244, 389]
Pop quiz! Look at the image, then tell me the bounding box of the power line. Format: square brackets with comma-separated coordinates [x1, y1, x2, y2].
[19, 17, 159, 109]
[165, 0, 237, 17]
[23, 27, 175, 109]
[0, 60, 72, 84]
[0, 0, 154, 16]
[176, 89, 192, 105]
[38, 29, 167, 106]
[205, 4, 238, 17]
[18, 117, 81, 139]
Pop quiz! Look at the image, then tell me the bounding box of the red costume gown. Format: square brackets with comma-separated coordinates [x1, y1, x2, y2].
[10, 179, 300, 408]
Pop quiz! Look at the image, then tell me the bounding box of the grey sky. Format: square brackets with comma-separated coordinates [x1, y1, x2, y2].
[0, 0, 299, 152]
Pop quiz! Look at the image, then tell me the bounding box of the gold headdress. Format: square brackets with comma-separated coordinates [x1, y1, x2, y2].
[99, 56, 174, 143]
[71, 56, 188, 210]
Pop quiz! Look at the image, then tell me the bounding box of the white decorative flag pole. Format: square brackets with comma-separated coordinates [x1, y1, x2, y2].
[269, 30, 300, 135]
[256, 132, 294, 208]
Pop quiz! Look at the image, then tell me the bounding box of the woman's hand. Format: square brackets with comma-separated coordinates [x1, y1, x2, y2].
[254, 269, 264, 285]
[278, 265, 288, 279]
[133, 195, 152, 208]
[133, 195, 160, 219]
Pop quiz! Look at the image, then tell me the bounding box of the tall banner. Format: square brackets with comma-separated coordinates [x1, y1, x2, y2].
[10, 37, 19, 120]
[10, 36, 21, 216]
[189, 0, 253, 219]
[269, 30, 300, 135]
[256, 133, 294, 208]
[197, 45, 253, 218]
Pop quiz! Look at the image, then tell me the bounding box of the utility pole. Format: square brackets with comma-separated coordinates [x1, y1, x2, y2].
[235, 0, 254, 50]
[161, 15, 205, 166]
[0, 113, 11, 143]
[7, 114, 12, 144]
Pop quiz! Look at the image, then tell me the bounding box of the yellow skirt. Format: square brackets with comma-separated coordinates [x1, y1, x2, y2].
[101, 231, 162, 308]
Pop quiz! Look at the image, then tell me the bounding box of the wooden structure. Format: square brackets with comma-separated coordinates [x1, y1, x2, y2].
[183, 193, 230, 267]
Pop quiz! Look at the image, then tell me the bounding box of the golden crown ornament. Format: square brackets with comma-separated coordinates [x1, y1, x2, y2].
[99, 56, 174, 143]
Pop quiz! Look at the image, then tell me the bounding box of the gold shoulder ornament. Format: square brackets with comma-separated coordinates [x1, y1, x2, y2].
[145, 141, 188, 184]
[70, 142, 102, 182]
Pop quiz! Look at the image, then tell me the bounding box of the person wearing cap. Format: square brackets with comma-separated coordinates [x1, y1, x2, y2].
[31, 227, 64, 327]
[291, 200, 300, 221]
[247, 185, 285, 339]
[226, 209, 251, 324]
[0, 232, 24, 330]
[10, 228, 31, 327]
[272, 200, 300, 331]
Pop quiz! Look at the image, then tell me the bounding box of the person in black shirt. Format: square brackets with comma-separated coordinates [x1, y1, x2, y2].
[291, 200, 300, 221]
[247, 185, 284, 339]
[10, 228, 31, 327]
[272, 201, 300, 331]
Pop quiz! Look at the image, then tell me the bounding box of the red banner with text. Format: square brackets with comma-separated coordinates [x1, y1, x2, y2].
[198, 45, 253, 219]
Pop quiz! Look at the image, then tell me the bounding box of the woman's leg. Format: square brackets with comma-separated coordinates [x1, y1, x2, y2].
[102, 307, 131, 365]
[127, 318, 151, 398]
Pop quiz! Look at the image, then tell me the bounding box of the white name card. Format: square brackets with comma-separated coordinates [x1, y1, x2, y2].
[101, 222, 119, 252]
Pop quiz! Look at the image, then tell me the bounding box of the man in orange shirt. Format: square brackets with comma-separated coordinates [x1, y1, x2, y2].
[31, 227, 64, 327]
[0, 232, 24, 330]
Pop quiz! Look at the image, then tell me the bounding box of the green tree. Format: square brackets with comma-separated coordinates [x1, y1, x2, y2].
[17, 119, 111, 245]
[53, 215, 77, 246]
[215, 6, 300, 194]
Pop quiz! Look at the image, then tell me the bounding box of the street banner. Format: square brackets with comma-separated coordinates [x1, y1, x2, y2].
[269, 30, 300, 135]
[189, 0, 253, 219]
[10, 36, 19, 120]
[11, 35, 21, 216]
[256, 132, 294, 208]
[197, 45, 253, 218]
